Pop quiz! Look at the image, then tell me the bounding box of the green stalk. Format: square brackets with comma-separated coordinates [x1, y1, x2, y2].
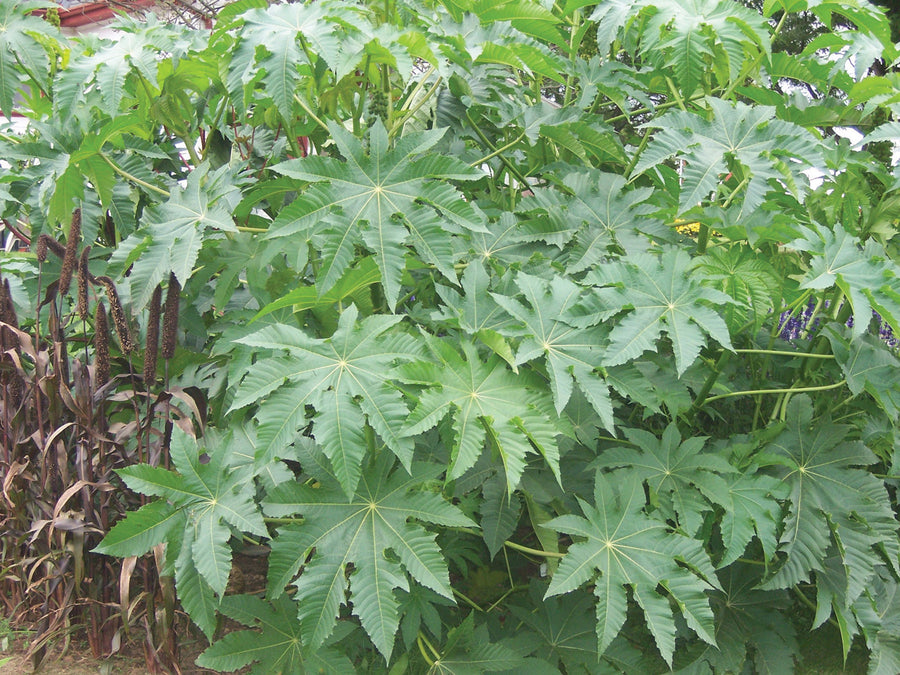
[99, 152, 170, 197]
[293, 94, 330, 134]
[734, 348, 834, 359]
[703, 379, 846, 405]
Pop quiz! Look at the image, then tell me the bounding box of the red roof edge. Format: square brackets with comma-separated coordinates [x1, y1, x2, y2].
[34, 1, 157, 28]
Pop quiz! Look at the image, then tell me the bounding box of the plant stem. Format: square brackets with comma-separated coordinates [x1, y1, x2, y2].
[703, 379, 846, 405]
[469, 132, 526, 167]
[465, 111, 531, 189]
[452, 588, 483, 612]
[734, 349, 835, 359]
[389, 76, 443, 138]
[416, 635, 434, 667]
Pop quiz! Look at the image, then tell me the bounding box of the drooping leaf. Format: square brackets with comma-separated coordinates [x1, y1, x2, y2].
[479, 471, 520, 559]
[263, 455, 475, 661]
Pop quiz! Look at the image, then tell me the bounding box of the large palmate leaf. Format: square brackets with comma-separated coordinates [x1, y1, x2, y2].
[643, 0, 770, 95]
[545, 474, 718, 667]
[635, 98, 821, 217]
[425, 613, 538, 675]
[268, 120, 484, 307]
[232, 304, 419, 496]
[263, 455, 475, 661]
[95, 429, 267, 637]
[401, 338, 562, 492]
[491, 271, 615, 432]
[596, 423, 734, 536]
[523, 170, 659, 272]
[686, 565, 797, 675]
[826, 328, 900, 419]
[790, 223, 900, 340]
[109, 164, 238, 308]
[432, 261, 519, 367]
[225, 1, 350, 118]
[717, 467, 789, 568]
[565, 248, 734, 375]
[756, 397, 899, 602]
[196, 595, 354, 674]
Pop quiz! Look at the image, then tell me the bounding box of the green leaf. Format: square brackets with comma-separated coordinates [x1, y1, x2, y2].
[254, 256, 380, 320]
[401, 339, 561, 492]
[112, 428, 266, 597]
[492, 271, 615, 432]
[480, 471, 520, 559]
[263, 456, 474, 660]
[233, 305, 420, 496]
[694, 245, 780, 333]
[790, 223, 900, 340]
[718, 467, 789, 568]
[227, 2, 348, 118]
[196, 595, 355, 674]
[568, 248, 734, 375]
[635, 99, 821, 217]
[93, 500, 182, 557]
[0, 0, 58, 120]
[427, 614, 534, 675]
[756, 397, 899, 598]
[826, 327, 900, 419]
[546, 474, 718, 667]
[111, 165, 237, 308]
[525, 170, 658, 270]
[268, 121, 483, 308]
[597, 423, 735, 536]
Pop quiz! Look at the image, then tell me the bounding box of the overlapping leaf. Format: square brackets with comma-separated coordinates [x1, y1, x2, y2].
[596, 423, 734, 536]
[491, 272, 615, 431]
[110, 164, 237, 308]
[565, 248, 734, 375]
[546, 473, 718, 666]
[635, 98, 821, 216]
[267, 121, 484, 308]
[197, 595, 354, 674]
[232, 304, 420, 496]
[790, 223, 900, 340]
[95, 429, 266, 637]
[756, 397, 899, 600]
[263, 455, 475, 661]
[522, 170, 659, 271]
[401, 339, 562, 492]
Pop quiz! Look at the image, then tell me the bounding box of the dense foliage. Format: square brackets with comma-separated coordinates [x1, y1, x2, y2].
[2, 0, 900, 671]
